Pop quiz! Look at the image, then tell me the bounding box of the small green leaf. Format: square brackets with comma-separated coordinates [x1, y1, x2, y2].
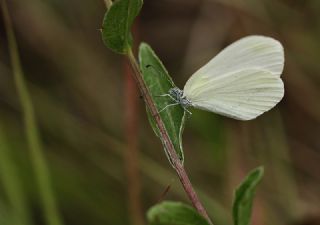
[232, 166, 264, 225]
[147, 201, 210, 225]
[102, 0, 143, 54]
[139, 43, 186, 166]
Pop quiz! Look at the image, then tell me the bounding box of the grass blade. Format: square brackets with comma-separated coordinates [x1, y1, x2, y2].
[1, 1, 64, 225]
[0, 123, 32, 225]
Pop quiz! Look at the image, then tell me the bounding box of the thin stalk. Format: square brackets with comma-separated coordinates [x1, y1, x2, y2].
[1, 1, 64, 225]
[124, 59, 144, 225]
[127, 50, 213, 225]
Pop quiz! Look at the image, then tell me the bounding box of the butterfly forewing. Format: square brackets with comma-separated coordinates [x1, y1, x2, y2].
[184, 35, 284, 100]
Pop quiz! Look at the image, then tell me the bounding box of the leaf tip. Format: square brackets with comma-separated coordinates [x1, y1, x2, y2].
[232, 166, 265, 225]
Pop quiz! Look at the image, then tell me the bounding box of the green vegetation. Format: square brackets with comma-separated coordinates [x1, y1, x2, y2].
[0, 0, 318, 225]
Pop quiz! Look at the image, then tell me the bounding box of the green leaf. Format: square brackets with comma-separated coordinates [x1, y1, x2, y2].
[232, 166, 264, 225]
[147, 201, 210, 225]
[139, 43, 186, 166]
[101, 0, 143, 54]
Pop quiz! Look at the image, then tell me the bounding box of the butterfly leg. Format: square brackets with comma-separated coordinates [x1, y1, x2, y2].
[155, 94, 175, 101]
[183, 107, 192, 117]
[155, 94, 170, 97]
[157, 103, 179, 114]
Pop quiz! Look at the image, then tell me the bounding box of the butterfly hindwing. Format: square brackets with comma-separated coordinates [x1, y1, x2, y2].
[185, 69, 284, 120]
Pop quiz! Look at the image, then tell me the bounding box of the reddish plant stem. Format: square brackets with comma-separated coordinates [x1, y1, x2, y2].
[124, 58, 144, 225]
[127, 50, 213, 225]
[123, 15, 144, 225]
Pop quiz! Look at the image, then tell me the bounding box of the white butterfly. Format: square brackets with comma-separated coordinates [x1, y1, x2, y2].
[161, 35, 285, 120]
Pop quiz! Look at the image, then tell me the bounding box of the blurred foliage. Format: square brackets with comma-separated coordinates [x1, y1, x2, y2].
[0, 0, 320, 225]
[147, 201, 210, 225]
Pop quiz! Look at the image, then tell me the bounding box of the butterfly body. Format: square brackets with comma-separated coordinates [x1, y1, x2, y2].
[168, 87, 192, 109]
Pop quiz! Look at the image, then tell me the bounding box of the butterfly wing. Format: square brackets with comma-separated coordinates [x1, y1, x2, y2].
[185, 69, 284, 120]
[183, 36, 285, 120]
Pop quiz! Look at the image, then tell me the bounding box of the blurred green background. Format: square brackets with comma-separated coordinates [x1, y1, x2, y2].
[0, 0, 320, 225]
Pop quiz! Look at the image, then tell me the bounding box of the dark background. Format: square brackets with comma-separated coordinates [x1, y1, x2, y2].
[0, 0, 319, 225]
